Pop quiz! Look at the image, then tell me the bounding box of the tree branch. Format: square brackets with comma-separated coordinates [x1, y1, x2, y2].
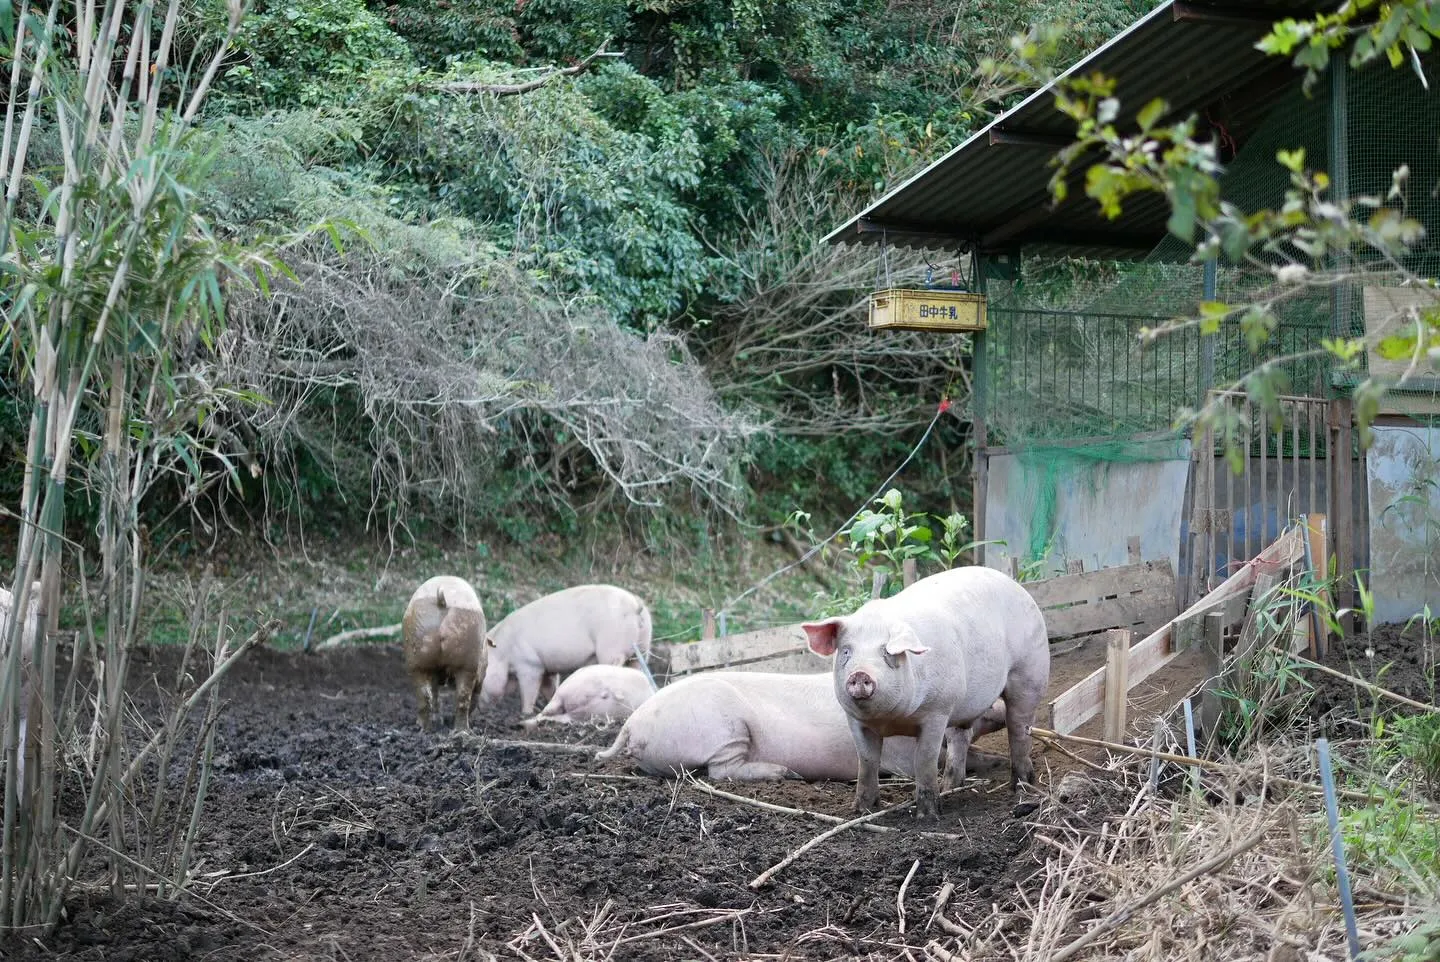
[441, 40, 617, 96]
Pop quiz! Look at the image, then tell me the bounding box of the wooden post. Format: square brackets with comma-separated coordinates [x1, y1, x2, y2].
[870, 570, 889, 599]
[901, 558, 918, 588]
[971, 252, 990, 567]
[1199, 611, 1225, 745]
[1102, 629, 1132, 744]
[1127, 536, 1142, 566]
[1305, 513, 1329, 659]
[1008, 556, 1020, 579]
[1329, 398, 1355, 637]
[701, 609, 717, 641]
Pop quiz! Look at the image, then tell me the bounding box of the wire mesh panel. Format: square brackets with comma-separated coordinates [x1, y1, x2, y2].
[1189, 390, 1332, 601]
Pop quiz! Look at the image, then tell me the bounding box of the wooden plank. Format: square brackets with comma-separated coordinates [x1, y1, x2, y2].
[725, 652, 825, 675]
[702, 609, 717, 641]
[871, 570, 889, 599]
[1042, 593, 1175, 641]
[1198, 611, 1224, 743]
[1330, 397, 1355, 636]
[902, 559, 918, 588]
[1048, 623, 1179, 735]
[660, 625, 808, 675]
[1024, 560, 1174, 610]
[1305, 512, 1329, 659]
[1103, 629, 1132, 743]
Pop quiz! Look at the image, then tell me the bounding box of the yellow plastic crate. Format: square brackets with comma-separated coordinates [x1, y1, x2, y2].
[867, 287, 987, 333]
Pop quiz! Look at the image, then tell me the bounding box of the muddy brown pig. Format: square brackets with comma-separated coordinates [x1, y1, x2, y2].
[803, 565, 1050, 820]
[402, 575, 488, 731]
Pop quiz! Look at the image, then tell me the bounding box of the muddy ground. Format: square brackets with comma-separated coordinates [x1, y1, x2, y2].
[3, 619, 1433, 961]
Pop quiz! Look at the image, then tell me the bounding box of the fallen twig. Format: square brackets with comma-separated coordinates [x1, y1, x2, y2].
[897, 859, 920, 935]
[315, 623, 401, 651]
[927, 881, 971, 937]
[441, 39, 618, 95]
[491, 739, 601, 755]
[614, 909, 753, 945]
[198, 842, 315, 892]
[1289, 654, 1437, 713]
[1048, 825, 1271, 962]
[925, 939, 963, 962]
[1030, 727, 1415, 807]
[749, 790, 963, 890]
[684, 777, 966, 840]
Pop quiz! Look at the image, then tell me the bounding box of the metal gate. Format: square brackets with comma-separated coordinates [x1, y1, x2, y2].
[1187, 391, 1358, 608]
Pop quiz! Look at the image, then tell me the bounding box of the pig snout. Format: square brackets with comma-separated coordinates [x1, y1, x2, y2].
[845, 669, 876, 701]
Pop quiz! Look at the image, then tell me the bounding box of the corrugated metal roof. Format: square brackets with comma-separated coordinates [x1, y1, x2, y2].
[824, 0, 1338, 260]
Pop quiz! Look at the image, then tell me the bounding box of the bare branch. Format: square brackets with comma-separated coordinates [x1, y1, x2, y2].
[440, 40, 619, 96]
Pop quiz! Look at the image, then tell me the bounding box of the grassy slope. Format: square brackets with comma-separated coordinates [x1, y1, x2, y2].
[127, 524, 835, 651]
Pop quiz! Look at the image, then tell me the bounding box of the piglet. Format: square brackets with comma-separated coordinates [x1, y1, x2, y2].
[402, 576, 488, 731]
[803, 565, 1050, 820]
[519, 664, 655, 729]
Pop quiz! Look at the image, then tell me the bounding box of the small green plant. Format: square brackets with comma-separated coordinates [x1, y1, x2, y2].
[1381, 913, 1440, 962]
[841, 488, 999, 591]
[1338, 791, 1440, 893]
[1380, 713, 1440, 796]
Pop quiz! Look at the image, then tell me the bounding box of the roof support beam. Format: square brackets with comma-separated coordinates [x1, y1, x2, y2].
[1172, 2, 1282, 27]
[993, 229, 1158, 256]
[987, 128, 1074, 148]
[855, 217, 970, 248]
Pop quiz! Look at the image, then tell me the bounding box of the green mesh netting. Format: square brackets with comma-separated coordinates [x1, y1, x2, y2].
[969, 53, 1440, 569]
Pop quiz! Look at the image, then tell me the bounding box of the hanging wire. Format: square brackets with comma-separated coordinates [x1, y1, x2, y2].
[719, 401, 950, 614]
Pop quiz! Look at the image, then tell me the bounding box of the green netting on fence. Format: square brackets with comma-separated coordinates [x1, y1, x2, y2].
[966, 54, 1440, 567]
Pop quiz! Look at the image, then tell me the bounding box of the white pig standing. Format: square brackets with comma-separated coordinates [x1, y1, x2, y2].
[519, 664, 655, 729]
[803, 565, 1050, 820]
[596, 671, 922, 781]
[480, 584, 652, 715]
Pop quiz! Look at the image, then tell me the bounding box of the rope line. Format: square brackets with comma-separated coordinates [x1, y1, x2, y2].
[719, 403, 948, 616]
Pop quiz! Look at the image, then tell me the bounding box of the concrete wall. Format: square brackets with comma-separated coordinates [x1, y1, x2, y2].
[982, 438, 1191, 579]
[1366, 424, 1440, 624]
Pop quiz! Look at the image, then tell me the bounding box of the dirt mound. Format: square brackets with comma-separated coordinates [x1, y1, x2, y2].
[5, 644, 1056, 961]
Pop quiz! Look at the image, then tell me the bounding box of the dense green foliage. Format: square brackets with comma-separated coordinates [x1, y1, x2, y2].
[3, 0, 1154, 546]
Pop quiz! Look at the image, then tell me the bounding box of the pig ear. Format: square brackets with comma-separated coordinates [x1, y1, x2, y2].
[802, 619, 843, 657]
[485, 633, 497, 648]
[883, 635, 930, 657]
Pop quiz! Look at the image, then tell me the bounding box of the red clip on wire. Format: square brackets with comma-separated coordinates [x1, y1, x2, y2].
[938, 397, 952, 414]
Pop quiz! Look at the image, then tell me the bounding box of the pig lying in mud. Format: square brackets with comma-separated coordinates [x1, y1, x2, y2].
[596, 671, 924, 781]
[402, 576, 488, 732]
[481, 584, 652, 715]
[804, 565, 1050, 820]
[519, 664, 655, 729]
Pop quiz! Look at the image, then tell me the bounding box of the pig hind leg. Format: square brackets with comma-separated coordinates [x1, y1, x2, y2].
[941, 720, 981, 791]
[412, 673, 438, 731]
[453, 669, 477, 731]
[1002, 675, 1044, 787]
[703, 725, 795, 781]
